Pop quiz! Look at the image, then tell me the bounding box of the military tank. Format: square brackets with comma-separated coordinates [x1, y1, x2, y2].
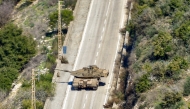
[70, 65, 109, 90]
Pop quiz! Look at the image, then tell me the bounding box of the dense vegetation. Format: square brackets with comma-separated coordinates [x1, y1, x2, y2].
[0, 23, 36, 92]
[121, 0, 190, 108]
[49, 9, 74, 28]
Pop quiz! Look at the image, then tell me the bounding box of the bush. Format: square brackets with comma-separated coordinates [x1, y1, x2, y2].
[49, 9, 74, 28]
[22, 99, 43, 109]
[169, 0, 183, 11]
[64, 0, 77, 10]
[36, 73, 54, 97]
[174, 20, 190, 43]
[166, 56, 188, 77]
[152, 31, 173, 58]
[135, 74, 152, 93]
[160, 92, 182, 108]
[183, 77, 190, 96]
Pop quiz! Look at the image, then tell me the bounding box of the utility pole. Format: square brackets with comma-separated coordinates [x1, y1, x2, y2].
[31, 69, 36, 109]
[58, 0, 63, 59]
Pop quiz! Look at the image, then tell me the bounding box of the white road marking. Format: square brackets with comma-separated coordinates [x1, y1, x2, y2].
[83, 104, 86, 109]
[71, 92, 77, 109]
[106, 0, 111, 17]
[89, 0, 112, 108]
[86, 94, 88, 99]
[103, 0, 127, 106]
[90, 91, 96, 109]
[104, 19, 106, 25]
[96, 52, 99, 56]
[62, 0, 95, 108]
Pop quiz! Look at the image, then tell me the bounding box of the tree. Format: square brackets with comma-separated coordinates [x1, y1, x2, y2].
[153, 32, 173, 58]
[0, 23, 36, 91]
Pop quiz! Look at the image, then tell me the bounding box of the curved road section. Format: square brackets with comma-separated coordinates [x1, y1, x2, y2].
[62, 0, 126, 109]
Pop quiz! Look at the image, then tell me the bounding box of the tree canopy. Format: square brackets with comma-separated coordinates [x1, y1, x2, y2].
[0, 23, 36, 91]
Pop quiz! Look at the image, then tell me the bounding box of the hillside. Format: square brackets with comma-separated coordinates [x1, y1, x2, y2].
[123, 0, 190, 108]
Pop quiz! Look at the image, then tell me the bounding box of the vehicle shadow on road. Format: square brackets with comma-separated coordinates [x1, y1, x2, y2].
[99, 82, 106, 86]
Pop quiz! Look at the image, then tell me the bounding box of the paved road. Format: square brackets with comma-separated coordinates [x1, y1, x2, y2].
[62, 0, 126, 109]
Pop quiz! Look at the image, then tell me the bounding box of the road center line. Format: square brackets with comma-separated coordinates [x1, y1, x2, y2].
[94, 60, 96, 64]
[86, 94, 88, 99]
[96, 52, 99, 56]
[83, 104, 85, 109]
[89, 0, 112, 108]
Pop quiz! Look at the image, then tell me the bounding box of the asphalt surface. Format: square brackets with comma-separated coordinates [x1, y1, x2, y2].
[62, 0, 126, 109]
[44, 0, 92, 108]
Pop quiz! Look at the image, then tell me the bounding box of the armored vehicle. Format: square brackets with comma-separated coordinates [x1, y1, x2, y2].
[70, 65, 109, 90]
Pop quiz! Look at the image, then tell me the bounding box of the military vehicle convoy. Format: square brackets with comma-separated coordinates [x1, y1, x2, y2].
[70, 65, 109, 90]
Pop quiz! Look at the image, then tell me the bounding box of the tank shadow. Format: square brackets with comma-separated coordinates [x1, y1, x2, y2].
[99, 82, 106, 86]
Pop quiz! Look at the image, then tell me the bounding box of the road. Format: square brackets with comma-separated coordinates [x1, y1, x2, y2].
[62, 0, 126, 109]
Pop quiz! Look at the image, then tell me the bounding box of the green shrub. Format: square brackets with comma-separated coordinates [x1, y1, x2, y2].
[36, 73, 54, 96]
[160, 92, 182, 108]
[174, 20, 190, 43]
[160, 1, 171, 16]
[183, 77, 190, 96]
[47, 54, 56, 64]
[64, 0, 77, 10]
[166, 56, 188, 77]
[152, 32, 173, 58]
[49, 9, 74, 28]
[169, 0, 183, 11]
[22, 81, 31, 88]
[137, 0, 158, 6]
[188, 102, 190, 109]
[21, 99, 43, 109]
[135, 74, 152, 93]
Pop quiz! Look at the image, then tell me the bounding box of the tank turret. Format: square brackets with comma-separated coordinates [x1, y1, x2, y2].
[70, 65, 109, 78]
